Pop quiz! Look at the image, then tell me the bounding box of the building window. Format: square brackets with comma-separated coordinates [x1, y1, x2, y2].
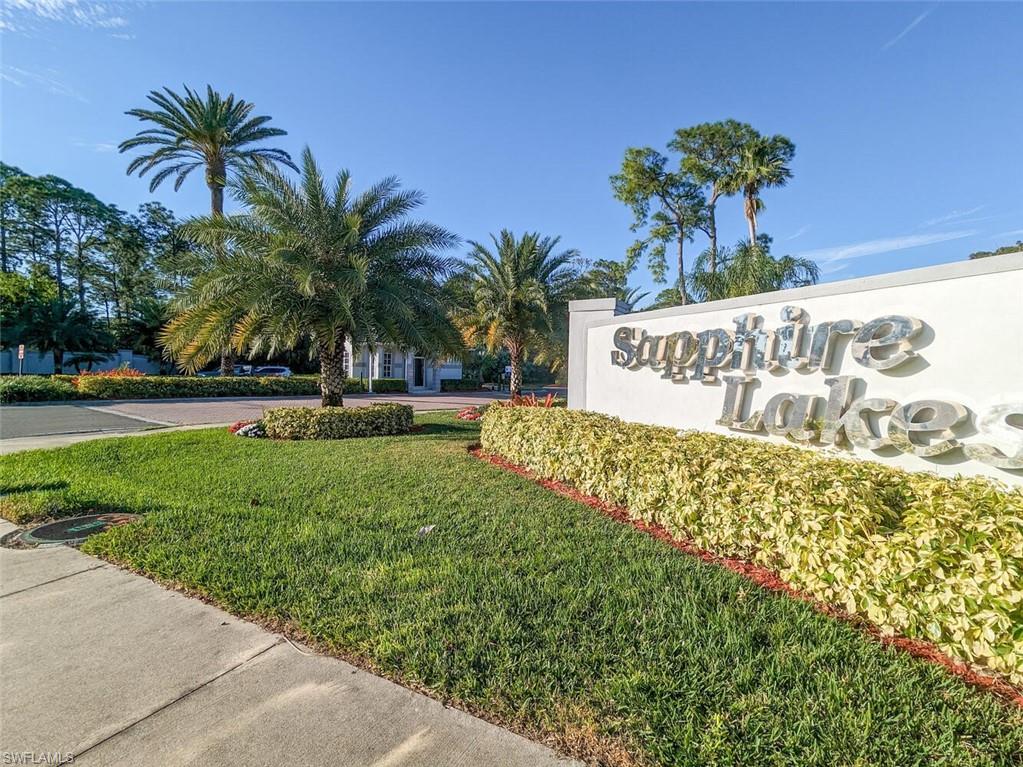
[381, 351, 392, 378]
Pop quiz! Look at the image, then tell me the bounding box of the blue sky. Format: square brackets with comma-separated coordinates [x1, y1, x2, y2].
[2, 1, 1021, 297]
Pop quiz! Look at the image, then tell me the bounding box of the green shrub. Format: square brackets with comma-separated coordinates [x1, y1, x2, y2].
[75, 375, 323, 399]
[440, 378, 483, 392]
[262, 403, 414, 440]
[480, 407, 1023, 685]
[0, 375, 82, 403]
[367, 377, 407, 393]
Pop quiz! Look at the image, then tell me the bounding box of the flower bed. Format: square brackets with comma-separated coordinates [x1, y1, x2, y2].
[262, 403, 414, 440]
[479, 406, 1023, 685]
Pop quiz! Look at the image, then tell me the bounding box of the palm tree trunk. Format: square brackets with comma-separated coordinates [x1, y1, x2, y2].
[53, 348, 64, 373]
[319, 340, 346, 407]
[745, 193, 757, 244]
[208, 158, 226, 217]
[707, 193, 719, 273]
[210, 184, 225, 216]
[508, 341, 524, 397]
[76, 246, 87, 307]
[676, 234, 688, 305]
[1, 217, 8, 272]
[219, 348, 236, 377]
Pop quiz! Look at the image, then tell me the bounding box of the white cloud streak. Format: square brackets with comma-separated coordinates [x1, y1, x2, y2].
[1, 65, 88, 102]
[72, 140, 118, 153]
[882, 8, 933, 51]
[785, 225, 811, 241]
[920, 205, 985, 228]
[796, 230, 977, 265]
[2, 0, 129, 32]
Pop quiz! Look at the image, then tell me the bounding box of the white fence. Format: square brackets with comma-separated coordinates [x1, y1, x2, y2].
[568, 253, 1023, 487]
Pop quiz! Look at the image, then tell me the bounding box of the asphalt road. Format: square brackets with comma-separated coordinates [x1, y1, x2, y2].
[0, 391, 510, 453]
[0, 404, 159, 440]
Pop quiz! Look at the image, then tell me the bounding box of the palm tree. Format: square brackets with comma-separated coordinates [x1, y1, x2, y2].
[689, 236, 818, 302]
[10, 296, 110, 372]
[160, 147, 462, 407]
[457, 231, 578, 396]
[120, 85, 294, 376]
[727, 135, 795, 243]
[119, 85, 294, 216]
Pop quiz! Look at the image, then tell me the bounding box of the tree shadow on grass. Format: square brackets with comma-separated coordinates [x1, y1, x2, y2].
[0, 489, 151, 527]
[413, 421, 482, 441]
[0, 481, 70, 496]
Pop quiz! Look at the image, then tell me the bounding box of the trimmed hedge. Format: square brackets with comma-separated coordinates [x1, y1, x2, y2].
[367, 378, 408, 394]
[75, 374, 322, 399]
[262, 403, 414, 440]
[0, 375, 81, 403]
[480, 407, 1023, 684]
[440, 378, 483, 392]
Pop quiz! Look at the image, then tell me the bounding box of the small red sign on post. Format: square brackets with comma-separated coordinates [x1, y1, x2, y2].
[17, 344, 25, 360]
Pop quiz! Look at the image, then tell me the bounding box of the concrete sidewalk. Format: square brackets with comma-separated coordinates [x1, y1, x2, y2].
[0, 520, 576, 766]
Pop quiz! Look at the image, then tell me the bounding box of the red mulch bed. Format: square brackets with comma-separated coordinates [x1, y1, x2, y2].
[469, 446, 1023, 708]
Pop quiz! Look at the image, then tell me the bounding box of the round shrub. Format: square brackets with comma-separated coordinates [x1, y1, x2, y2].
[262, 403, 414, 440]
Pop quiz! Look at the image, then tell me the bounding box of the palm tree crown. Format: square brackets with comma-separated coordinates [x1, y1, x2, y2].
[689, 236, 818, 303]
[727, 135, 795, 243]
[457, 230, 578, 395]
[161, 147, 461, 406]
[119, 85, 295, 215]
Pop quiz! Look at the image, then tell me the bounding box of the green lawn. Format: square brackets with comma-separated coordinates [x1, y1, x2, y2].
[2, 412, 1021, 766]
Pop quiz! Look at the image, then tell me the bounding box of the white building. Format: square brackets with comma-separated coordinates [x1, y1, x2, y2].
[345, 341, 463, 393]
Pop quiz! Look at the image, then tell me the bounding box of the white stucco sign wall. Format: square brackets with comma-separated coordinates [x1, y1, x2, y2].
[567, 254, 1023, 486]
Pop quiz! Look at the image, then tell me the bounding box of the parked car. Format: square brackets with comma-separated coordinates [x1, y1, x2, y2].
[196, 364, 255, 377]
[253, 366, 292, 378]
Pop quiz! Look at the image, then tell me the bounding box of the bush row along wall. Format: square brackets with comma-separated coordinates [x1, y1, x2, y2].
[479, 406, 1023, 684]
[0, 375, 411, 402]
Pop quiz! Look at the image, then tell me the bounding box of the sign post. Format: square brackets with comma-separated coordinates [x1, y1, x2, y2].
[17, 344, 25, 376]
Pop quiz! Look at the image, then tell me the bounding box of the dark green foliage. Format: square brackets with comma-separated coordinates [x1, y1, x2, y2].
[970, 240, 1022, 259]
[262, 403, 413, 439]
[366, 378, 408, 394]
[440, 378, 484, 392]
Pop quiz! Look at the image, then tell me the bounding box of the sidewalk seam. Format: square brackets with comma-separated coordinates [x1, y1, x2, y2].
[70, 638, 284, 761]
[0, 562, 106, 599]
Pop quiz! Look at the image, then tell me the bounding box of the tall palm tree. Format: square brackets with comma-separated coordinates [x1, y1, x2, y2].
[119, 85, 294, 216]
[120, 85, 294, 376]
[727, 135, 795, 243]
[160, 147, 462, 407]
[457, 231, 578, 396]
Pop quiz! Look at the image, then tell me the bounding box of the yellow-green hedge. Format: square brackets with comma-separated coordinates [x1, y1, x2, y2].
[480, 407, 1023, 684]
